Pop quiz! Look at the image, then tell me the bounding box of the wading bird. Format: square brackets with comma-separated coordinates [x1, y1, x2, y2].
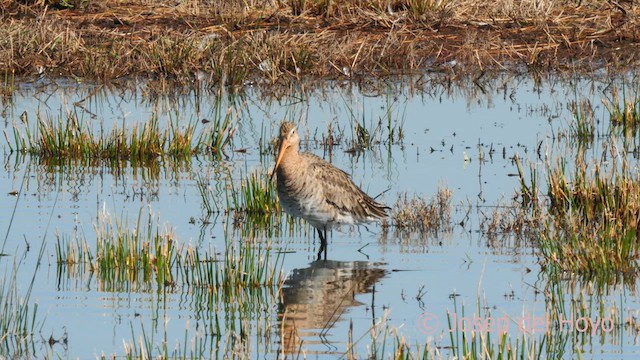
[271, 122, 389, 260]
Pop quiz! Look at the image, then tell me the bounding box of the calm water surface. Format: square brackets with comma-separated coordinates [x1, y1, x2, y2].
[1, 74, 639, 358]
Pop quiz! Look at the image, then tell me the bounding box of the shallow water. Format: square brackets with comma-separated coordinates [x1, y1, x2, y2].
[1, 74, 640, 358]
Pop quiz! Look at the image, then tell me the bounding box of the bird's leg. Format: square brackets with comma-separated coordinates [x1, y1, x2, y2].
[317, 227, 327, 261]
[323, 228, 327, 260]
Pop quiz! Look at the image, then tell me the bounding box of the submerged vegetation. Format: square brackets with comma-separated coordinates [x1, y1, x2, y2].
[6, 65, 640, 358]
[390, 186, 453, 237]
[520, 82, 640, 285]
[346, 92, 406, 151]
[0, 244, 45, 358]
[6, 106, 236, 162]
[602, 83, 640, 130]
[53, 208, 284, 359]
[56, 208, 284, 293]
[8, 78, 640, 288]
[540, 156, 640, 280]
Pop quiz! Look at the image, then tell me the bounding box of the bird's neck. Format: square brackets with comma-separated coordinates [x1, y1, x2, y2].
[277, 146, 302, 175]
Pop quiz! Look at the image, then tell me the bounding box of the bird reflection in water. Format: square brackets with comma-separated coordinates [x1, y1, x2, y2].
[277, 260, 387, 356]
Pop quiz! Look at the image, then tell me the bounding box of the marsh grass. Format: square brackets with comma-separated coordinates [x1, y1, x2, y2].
[118, 302, 276, 359]
[54, 209, 178, 291]
[344, 92, 406, 151]
[353, 310, 428, 359]
[167, 117, 198, 157]
[229, 170, 309, 239]
[448, 274, 619, 360]
[602, 84, 640, 131]
[568, 98, 595, 145]
[1, 70, 15, 100]
[95, 210, 177, 291]
[511, 123, 640, 282]
[199, 99, 237, 160]
[7, 102, 241, 164]
[404, 0, 449, 17]
[103, 222, 284, 358]
[390, 186, 453, 237]
[197, 166, 306, 238]
[197, 173, 221, 214]
[351, 275, 621, 360]
[445, 297, 561, 360]
[3, 0, 630, 83]
[56, 206, 284, 296]
[8, 110, 204, 163]
[438, 272, 623, 360]
[540, 157, 640, 279]
[478, 201, 540, 246]
[229, 171, 280, 217]
[119, 324, 214, 359]
[55, 233, 93, 272]
[493, 80, 640, 283]
[197, 169, 278, 216]
[0, 243, 46, 357]
[177, 241, 284, 305]
[514, 154, 539, 209]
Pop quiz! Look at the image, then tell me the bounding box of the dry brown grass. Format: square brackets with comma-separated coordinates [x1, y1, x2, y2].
[0, 0, 638, 83]
[390, 186, 453, 236]
[508, 134, 640, 283]
[479, 202, 540, 243]
[542, 157, 640, 274]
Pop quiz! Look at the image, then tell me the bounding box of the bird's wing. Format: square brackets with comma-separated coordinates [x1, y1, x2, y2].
[305, 153, 384, 220]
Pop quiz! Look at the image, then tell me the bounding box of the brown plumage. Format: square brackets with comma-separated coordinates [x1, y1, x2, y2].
[271, 122, 389, 260]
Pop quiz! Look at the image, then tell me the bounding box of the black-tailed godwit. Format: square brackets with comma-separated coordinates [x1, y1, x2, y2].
[271, 122, 389, 260]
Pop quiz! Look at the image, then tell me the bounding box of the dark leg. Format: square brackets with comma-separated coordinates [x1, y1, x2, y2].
[323, 228, 327, 260]
[316, 227, 327, 261]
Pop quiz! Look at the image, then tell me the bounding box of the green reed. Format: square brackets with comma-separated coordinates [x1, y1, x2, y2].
[55, 209, 177, 292]
[94, 210, 176, 291]
[197, 166, 302, 237]
[515, 154, 539, 208]
[229, 170, 280, 215]
[56, 206, 285, 297]
[568, 98, 595, 144]
[383, 90, 406, 146]
[55, 234, 93, 268]
[540, 157, 640, 280]
[342, 91, 406, 151]
[8, 109, 202, 162]
[167, 115, 198, 157]
[602, 82, 640, 131]
[0, 242, 46, 358]
[196, 173, 221, 214]
[198, 96, 236, 160]
[234, 170, 309, 238]
[176, 240, 284, 298]
[445, 296, 562, 360]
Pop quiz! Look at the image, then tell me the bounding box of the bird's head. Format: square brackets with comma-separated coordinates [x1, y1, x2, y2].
[271, 122, 300, 180]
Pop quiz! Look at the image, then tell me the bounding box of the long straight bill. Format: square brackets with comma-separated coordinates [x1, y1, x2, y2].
[270, 138, 288, 181]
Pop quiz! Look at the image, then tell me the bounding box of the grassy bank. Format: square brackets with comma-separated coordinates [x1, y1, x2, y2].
[1, 0, 638, 84]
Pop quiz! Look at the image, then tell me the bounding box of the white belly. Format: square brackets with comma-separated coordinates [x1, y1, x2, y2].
[279, 189, 359, 230]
